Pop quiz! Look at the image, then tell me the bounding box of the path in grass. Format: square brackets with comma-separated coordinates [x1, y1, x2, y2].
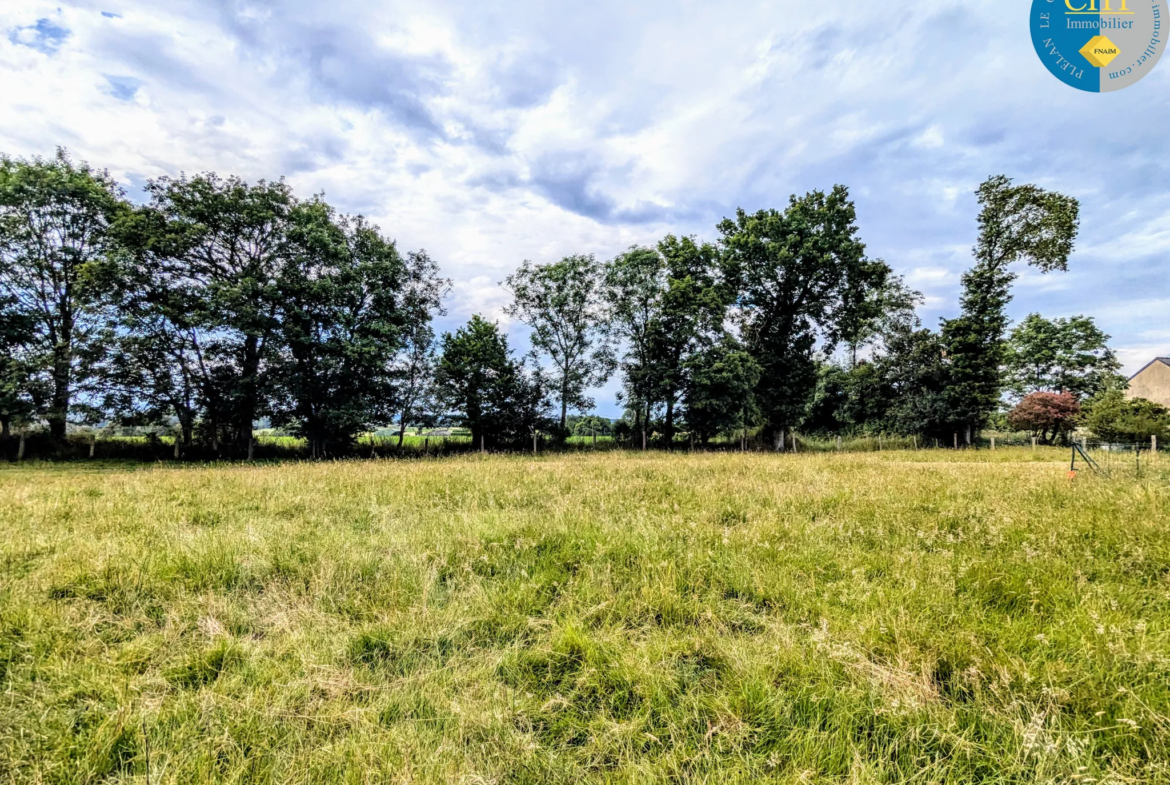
[1, 450, 1168, 783]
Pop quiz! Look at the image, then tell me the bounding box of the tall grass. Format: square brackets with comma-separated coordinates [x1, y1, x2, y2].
[1, 449, 1168, 783]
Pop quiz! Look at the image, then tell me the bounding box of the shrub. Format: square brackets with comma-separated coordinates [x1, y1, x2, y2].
[1081, 390, 1170, 443]
[1006, 391, 1080, 444]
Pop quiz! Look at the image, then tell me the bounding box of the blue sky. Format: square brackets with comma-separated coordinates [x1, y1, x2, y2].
[2, 0, 1167, 417]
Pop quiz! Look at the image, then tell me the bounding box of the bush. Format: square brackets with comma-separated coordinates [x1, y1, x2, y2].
[1006, 391, 1080, 444]
[1081, 390, 1170, 443]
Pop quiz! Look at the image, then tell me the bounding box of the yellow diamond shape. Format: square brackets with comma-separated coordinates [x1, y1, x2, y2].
[1080, 35, 1120, 68]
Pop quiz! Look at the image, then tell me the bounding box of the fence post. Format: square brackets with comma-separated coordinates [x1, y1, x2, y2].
[90, 435, 96, 459]
[533, 431, 537, 455]
[991, 436, 995, 451]
[953, 433, 958, 450]
[837, 435, 842, 452]
[792, 432, 798, 454]
[481, 434, 486, 454]
[424, 436, 430, 454]
[1032, 437, 1036, 451]
[1154, 435, 1158, 460]
[17, 431, 25, 461]
[247, 435, 254, 461]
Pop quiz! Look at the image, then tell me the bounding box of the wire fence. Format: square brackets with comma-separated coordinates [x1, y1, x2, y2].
[1070, 439, 1165, 479]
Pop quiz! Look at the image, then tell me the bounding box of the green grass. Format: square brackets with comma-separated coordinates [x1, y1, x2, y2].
[1, 449, 1168, 783]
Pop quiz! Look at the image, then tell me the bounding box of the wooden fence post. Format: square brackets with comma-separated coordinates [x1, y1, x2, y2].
[837, 435, 842, 452]
[953, 433, 958, 450]
[533, 431, 537, 455]
[991, 436, 996, 451]
[17, 431, 25, 462]
[480, 434, 486, 454]
[1032, 437, 1037, 451]
[90, 435, 96, 459]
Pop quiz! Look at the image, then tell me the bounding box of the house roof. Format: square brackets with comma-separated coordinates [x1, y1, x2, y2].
[1129, 357, 1170, 381]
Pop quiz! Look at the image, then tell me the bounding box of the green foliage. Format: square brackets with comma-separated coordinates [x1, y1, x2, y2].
[942, 176, 1080, 438]
[0, 148, 128, 437]
[119, 172, 299, 452]
[0, 295, 49, 435]
[878, 324, 961, 439]
[270, 204, 435, 454]
[718, 185, 888, 441]
[1082, 390, 1170, 442]
[434, 315, 550, 447]
[505, 255, 611, 431]
[1005, 312, 1120, 400]
[682, 335, 760, 443]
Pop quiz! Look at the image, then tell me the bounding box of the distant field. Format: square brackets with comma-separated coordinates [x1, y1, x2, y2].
[1, 450, 1168, 783]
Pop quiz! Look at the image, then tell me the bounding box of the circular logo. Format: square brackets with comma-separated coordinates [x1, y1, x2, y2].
[1030, 0, 1165, 92]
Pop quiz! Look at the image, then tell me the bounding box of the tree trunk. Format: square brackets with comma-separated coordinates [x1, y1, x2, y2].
[238, 334, 261, 452]
[560, 382, 569, 432]
[1, 417, 9, 441]
[398, 419, 407, 449]
[48, 341, 72, 439]
[664, 398, 675, 450]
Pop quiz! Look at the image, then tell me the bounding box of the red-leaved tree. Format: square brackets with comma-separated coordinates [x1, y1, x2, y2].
[1007, 391, 1080, 445]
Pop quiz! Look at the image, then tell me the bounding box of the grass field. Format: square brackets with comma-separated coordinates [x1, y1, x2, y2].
[1, 449, 1168, 783]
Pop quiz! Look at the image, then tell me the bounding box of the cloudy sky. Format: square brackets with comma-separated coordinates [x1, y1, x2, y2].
[2, 0, 1167, 415]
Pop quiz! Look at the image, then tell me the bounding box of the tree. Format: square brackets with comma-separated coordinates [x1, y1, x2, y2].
[942, 176, 1079, 443]
[0, 296, 49, 439]
[650, 235, 728, 446]
[0, 149, 127, 437]
[269, 204, 420, 455]
[718, 185, 888, 448]
[604, 247, 666, 447]
[837, 273, 922, 367]
[505, 255, 611, 434]
[1082, 390, 1170, 443]
[878, 324, 960, 440]
[1005, 313, 1119, 400]
[1007, 391, 1080, 444]
[391, 321, 438, 449]
[682, 335, 760, 444]
[434, 316, 549, 448]
[125, 173, 297, 453]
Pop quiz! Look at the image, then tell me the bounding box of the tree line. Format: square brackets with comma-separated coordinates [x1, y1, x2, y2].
[1, 149, 1163, 457]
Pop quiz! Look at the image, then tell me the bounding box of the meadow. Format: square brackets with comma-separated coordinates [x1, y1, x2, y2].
[1, 449, 1168, 784]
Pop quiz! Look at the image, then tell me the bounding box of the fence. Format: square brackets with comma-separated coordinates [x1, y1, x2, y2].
[1070, 439, 1164, 478]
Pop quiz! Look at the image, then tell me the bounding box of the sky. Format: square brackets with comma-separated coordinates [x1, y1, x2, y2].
[2, 0, 1168, 417]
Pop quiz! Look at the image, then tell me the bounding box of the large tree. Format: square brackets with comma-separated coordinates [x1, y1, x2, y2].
[603, 247, 665, 446]
[269, 204, 424, 455]
[123, 173, 297, 454]
[942, 175, 1079, 442]
[1004, 313, 1119, 400]
[504, 255, 611, 434]
[651, 235, 727, 446]
[434, 316, 549, 448]
[0, 149, 127, 437]
[717, 185, 889, 448]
